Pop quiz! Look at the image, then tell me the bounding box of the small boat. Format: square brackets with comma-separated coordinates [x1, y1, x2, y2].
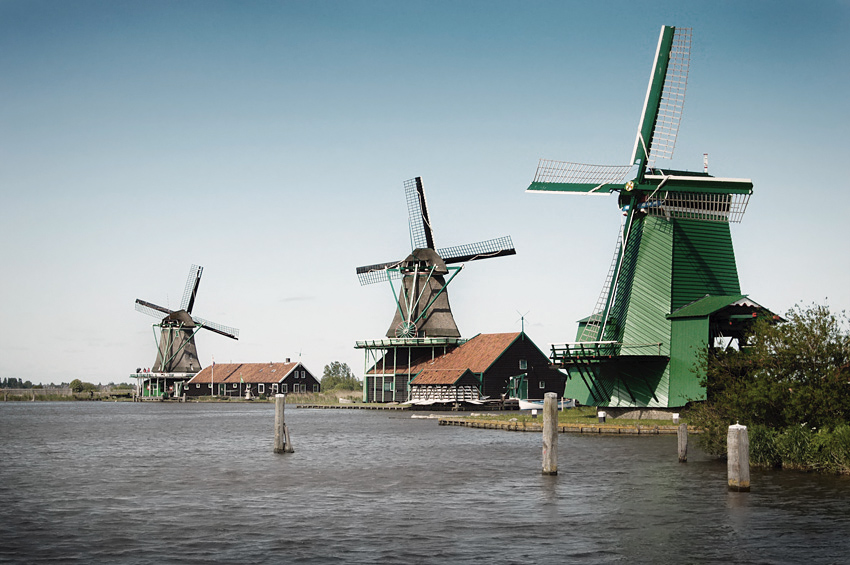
[515, 398, 575, 410]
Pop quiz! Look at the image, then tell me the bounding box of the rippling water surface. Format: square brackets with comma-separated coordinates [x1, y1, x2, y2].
[1, 402, 848, 564]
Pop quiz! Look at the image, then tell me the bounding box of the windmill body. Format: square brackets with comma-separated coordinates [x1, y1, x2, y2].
[355, 177, 516, 402]
[134, 265, 238, 397]
[528, 26, 774, 409]
[386, 248, 460, 338]
[152, 310, 201, 373]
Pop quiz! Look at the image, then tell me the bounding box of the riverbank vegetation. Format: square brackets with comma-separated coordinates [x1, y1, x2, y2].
[687, 303, 850, 474]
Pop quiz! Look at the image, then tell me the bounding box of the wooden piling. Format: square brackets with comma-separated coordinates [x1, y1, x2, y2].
[542, 392, 558, 475]
[274, 394, 294, 454]
[677, 423, 688, 462]
[727, 424, 750, 491]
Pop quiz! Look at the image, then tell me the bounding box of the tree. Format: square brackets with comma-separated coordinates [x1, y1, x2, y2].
[321, 362, 361, 391]
[70, 379, 84, 393]
[690, 303, 850, 454]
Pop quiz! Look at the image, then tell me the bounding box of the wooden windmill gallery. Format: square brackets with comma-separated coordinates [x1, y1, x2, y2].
[527, 26, 776, 411]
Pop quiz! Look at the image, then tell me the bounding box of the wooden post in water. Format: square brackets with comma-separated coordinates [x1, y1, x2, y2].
[274, 394, 294, 454]
[542, 392, 558, 475]
[678, 423, 688, 462]
[727, 423, 750, 491]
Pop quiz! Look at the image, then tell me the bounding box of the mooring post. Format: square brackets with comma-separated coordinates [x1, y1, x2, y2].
[274, 394, 294, 454]
[727, 423, 750, 492]
[678, 423, 688, 463]
[542, 392, 558, 475]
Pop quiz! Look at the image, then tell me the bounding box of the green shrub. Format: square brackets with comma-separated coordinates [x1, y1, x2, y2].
[749, 424, 781, 469]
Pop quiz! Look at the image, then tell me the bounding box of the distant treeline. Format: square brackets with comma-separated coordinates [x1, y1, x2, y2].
[0, 378, 134, 390]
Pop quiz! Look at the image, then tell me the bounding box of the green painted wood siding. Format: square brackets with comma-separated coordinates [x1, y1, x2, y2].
[671, 219, 740, 310]
[565, 358, 670, 407]
[669, 317, 709, 404]
[618, 216, 673, 355]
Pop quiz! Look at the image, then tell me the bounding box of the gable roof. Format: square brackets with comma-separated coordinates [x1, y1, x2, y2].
[188, 362, 302, 384]
[410, 368, 472, 386]
[667, 294, 765, 319]
[408, 332, 521, 375]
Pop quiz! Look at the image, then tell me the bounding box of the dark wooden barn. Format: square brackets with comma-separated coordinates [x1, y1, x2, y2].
[186, 360, 320, 398]
[363, 332, 565, 403]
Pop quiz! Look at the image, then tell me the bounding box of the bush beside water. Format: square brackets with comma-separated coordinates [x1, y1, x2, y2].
[748, 424, 850, 474]
[687, 303, 850, 475]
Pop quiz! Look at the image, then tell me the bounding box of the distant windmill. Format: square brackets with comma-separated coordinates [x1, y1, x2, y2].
[135, 264, 239, 373]
[528, 26, 768, 408]
[357, 177, 516, 338]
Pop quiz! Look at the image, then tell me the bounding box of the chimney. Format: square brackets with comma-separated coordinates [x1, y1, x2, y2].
[285, 358, 290, 363]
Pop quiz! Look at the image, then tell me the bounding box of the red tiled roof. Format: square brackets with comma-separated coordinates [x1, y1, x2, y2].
[188, 362, 300, 384]
[408, 332, 520, 374]
[410, 368, 469, 385]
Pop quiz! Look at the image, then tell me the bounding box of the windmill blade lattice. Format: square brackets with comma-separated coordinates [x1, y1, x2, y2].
[356, 260, 404, 286]
[180, 264, 203, 313]
[632, 27, 691, 168]
[405, 177, 435, 250]
[191, 315, 240, 339]
[135, 299, 173, 319]
[439, 236, 516, 264]
[528, 160, 634, 193]
[647, 27, 691, 165]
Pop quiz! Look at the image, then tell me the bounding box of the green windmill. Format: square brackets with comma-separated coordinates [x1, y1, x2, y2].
[528, 26, 774, 409]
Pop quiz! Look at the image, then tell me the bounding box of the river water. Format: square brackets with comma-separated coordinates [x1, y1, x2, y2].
[0, 402, 848, 564]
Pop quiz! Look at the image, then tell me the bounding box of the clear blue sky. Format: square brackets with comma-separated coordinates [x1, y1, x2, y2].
[2, 0, 848, 384]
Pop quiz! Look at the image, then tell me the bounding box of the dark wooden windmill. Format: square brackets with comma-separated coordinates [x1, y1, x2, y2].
[135, 264, 239, 373]
[357, 177, 516, 338]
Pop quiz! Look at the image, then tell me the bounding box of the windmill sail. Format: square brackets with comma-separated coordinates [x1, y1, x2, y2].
[631, 26, 691, 170]
[439, 236, 516, 264]
[527, 160, 634, 194]
[181, 264, 203, 313]
[406, 177, 434, 250]
[135, 299, 173, 319]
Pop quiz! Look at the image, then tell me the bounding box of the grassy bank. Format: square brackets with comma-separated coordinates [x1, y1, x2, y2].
[463, 406, 684, 427]
[748, 424, 850, 474]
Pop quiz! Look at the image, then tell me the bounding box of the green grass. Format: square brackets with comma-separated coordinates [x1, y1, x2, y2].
[462, 406, 684, 427]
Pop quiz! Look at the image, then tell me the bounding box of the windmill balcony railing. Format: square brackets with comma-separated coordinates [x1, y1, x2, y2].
[550, 341, 665, 364]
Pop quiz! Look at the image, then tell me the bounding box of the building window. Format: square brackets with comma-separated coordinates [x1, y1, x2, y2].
[282, 384, 287, 393]
[539, 381, 545, 389]
[301, 370, 306, 379]
[233, 383, 237, 389]
[519, 359, 527, 370]
[384, 380, 393, 392]
[258, 384, 264, 393]
[195, 383, 200, 388]
[272, 383, 278, 393]
[313, 384, 319, 392]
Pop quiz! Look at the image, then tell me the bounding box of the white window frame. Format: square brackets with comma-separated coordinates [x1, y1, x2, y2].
[258, 384, 265, 393]
[313, 384, 319, 392]
[282, 384, 287, 393]
[233, 383, 238, 389]
[539, 381, 545, 389]
[519, 359, 527, 370]
[272, 383, 278, 393]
